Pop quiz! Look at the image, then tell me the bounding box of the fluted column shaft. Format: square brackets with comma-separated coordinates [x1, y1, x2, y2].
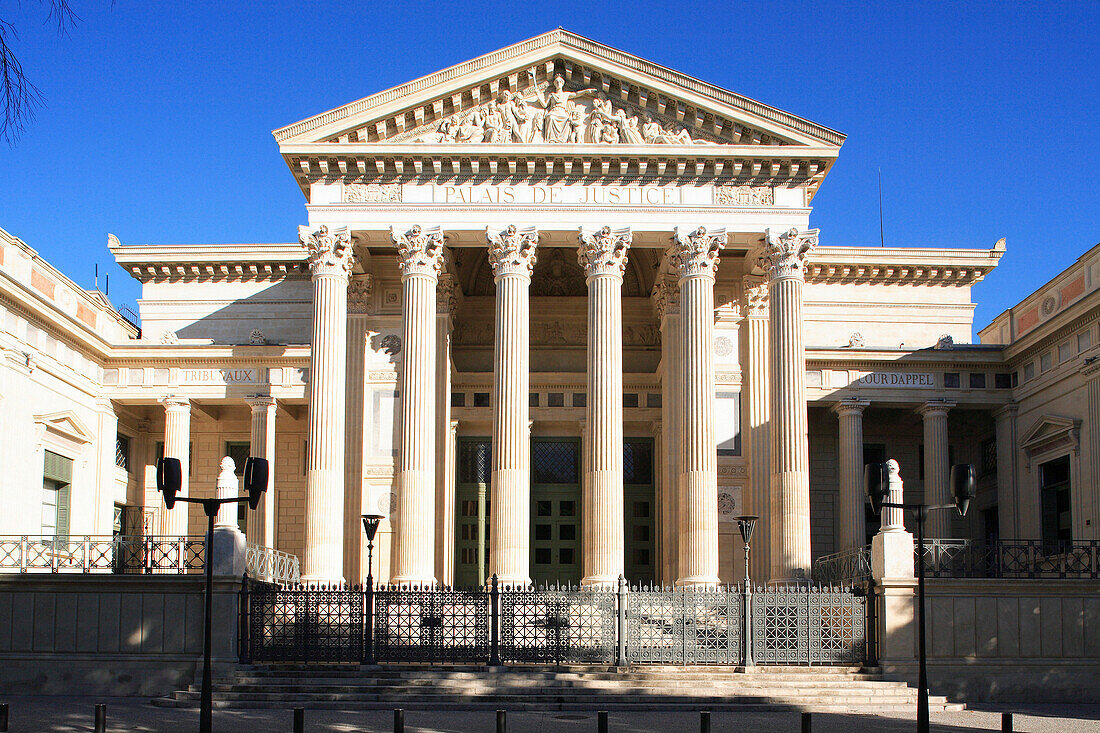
[742, 276, 770, 581]
[434, 277, 458, 586]
[671, 227, 726, 587]
[246, 396, 277, 547]
[919, 401, 954, 538]
[391, 225, 445, 585]
[834, 399, 869, 551]
[654, 275, 681, 585]
[487, 226, 538, 585]
[301, 225, 354, 582]
[160, 397, 191, 537]
[762, 227, 818, 583]
[578, 226, 630, 586]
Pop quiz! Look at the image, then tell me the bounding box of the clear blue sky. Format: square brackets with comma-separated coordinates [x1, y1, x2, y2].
[1, 1, 1097, 333]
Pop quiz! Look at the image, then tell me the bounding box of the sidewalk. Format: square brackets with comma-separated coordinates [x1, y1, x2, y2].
[0, 697, 1097, 732]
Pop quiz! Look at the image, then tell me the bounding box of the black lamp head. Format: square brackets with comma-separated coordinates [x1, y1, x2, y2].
[951, 463, 976, 517]
[735, 515, 758, 544]
[864, 462, 889, 516]
[361, 514, 384, 542]
[156, 457, 182, 510]
[243, 457, 269, 510]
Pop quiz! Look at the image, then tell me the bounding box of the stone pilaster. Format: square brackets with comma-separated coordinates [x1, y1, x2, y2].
[760, 226, 818, 583]
[671, 226, 726, 587]
[435, 275, 459, 586]
[487, 225, 539, 585]
[390, 225, 446, 585]
[300, 224, 354, 582]
[246, 396, 277, 548]
[653, 274, 681, 586]
[993, 403, 1020, 540]
[833, 399, 870, 551]
[741, 274, 770, 581]
[577, 225, 630, 587]
[159, 396, 191, 537]
[918, 400, 954, 538]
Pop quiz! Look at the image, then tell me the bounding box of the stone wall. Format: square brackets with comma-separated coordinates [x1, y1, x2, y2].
[0, 574, 241, 696]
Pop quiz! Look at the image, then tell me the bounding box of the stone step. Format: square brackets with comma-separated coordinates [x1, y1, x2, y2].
[199, 680, 913, 693]
[232, 669, 883, 682]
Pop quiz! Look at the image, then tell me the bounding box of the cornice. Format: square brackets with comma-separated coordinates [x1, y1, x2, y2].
[807, 347, 1007, 369]
[804, 245, 1003, 287]
[110, 238, 310, 284]
[1000, 300, 1100, 365]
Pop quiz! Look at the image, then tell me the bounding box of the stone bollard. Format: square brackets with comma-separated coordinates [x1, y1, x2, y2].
[394, 708, 404, 733]
[0, 702, 7, 732]
[293, 707, 304, 733]
[1002, 712, 1013, 732]
[497, 709, 506, 733]
[700, 710, 711, 733]
[94, 704, 106, 733]
[598, 710, 608, 733]
[801, 712, 812, 732]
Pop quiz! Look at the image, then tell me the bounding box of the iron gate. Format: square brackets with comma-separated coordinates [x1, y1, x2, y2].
[499, 585, 616, 664]
[752, 585, 866, 665]
[374, 587, 488, 663]
[247, 583, 364, 663]
[625, 586, 742, 664]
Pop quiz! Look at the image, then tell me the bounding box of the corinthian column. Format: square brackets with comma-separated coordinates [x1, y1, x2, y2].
[918, 400, 954, 538]
[671, 227, 726, 587]
[435, 275, 459, 586]
[487, 225, 539, 585]
[652, 274, 681, 585]
[390, 225, 445, 585]
[761, 226, 818, 583]
[742, 275, 771, 581]
[300, 224, 354, 582]
[578, 226, 631, 587]
[159, 396, 191, 537]
[833, 399, 870, 551]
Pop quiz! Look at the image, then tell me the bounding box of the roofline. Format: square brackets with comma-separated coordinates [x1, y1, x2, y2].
[272, 28, 846, 147]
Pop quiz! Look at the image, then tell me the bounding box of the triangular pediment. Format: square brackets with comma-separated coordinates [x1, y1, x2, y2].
[275, 30, 843, 150]
[34, 410, 94, 445]
[1020, 414, 1081, 463]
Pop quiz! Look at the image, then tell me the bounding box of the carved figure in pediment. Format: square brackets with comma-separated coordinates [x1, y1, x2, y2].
[453, 110, 484, 143]
[535, 74, 598, 143]
[618, 112, 645, 144]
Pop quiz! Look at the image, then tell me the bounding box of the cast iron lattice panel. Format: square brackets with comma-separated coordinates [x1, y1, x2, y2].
[531, 441, 579, 485]
[623, 440, 653, 486]
[248, 585, 363, 663]
[753, 586, 865, 665]
[374, 588, 489, 664]
[500, 587, 616, 664]
[626, 587, 742, 664]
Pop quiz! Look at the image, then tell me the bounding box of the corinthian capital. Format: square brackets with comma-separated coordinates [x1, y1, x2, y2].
[670, 226, 727, 280]
[651, 273, 680, 318]
[742, 274, 769, 316]
[486, 225, 539, 279]
[760, 227, 818, 282]
[437, 272, 460, 313]
[300, 225, 355, 279]
[391, 225, 446, 279]
[577, 226, 631, 278]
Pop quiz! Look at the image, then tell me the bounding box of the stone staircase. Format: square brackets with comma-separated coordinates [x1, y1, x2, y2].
[155, 665, 964, 713]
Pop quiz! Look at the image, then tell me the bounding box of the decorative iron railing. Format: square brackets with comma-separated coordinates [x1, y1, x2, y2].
[245, 543, 301, 586]
[812, 545, 873, 585]
[0, 535, 205, 574]
[242, 578, 867, 667]
[919, 539, 1100, 579]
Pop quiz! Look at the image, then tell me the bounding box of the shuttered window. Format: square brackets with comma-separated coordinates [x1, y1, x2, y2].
[42, 450, 72, 539]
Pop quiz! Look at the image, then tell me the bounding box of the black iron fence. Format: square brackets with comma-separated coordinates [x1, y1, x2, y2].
[242, 577, 866, 667]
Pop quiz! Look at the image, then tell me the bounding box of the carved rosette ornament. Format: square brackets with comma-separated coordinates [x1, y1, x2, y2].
[299, 224, 355, 279]
[670, 226, 727, 280]
[391, 225, 446, 279]
[742, 275, 769, 316]
[486, 225, 539, 279]
[760, 227, 819, 282]
[577, 226, 631, 278]
[651, 273, 681, 318]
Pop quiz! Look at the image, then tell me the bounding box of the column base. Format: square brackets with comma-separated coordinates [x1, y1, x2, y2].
[389, 575, 438, 589]
[674, 575, 721, 588]
[766, 577, 812, 586]
[580, 574, 620, 589]
[300, 575, 348, 586]
[493, 574, 532, 589]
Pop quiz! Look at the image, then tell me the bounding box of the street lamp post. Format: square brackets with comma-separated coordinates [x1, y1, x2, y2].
[865, 462, 974, 733]
[735, 515, 758, 669]
[361, 514, 383, 665]
[155, 455, 268, 733]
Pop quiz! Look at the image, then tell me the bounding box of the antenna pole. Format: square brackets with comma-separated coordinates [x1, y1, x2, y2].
[878, 167, 885, 248]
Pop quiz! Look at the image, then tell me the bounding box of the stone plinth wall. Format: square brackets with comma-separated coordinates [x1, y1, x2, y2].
[0, 574, 241, 696]
[878, 578, 1100, 702]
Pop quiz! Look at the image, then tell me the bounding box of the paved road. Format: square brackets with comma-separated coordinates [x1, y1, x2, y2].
[0, 698, 1098, 732]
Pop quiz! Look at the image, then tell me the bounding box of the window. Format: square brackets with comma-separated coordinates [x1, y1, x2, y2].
[115, 433, 131, 472]
[1078, 330, 1092, 353]
[42, 450, 72, 540]
[1023, 363, 1035, 381]
[1040, 353, 1052, 373]
[944, 373, 961, 389]
[547, 393, 564, 407]
[981, 438, 997, 476]
[624, 440, 653, 486]
[225, 442, 250, 474]
[572, 393, 586, 408]
[156, 441, 193, 476]
[1040, 455, 1072, 544]
[1058, 342, 1073, 363]
[716, 391, 741, 456]
[532, 441, 579, 484]
[473, 392, 490, 407]
[994, 373, 1013, 389]
[646, 393, 662, 409]
[458, 441, 491, 485]
[969, 373, 986, 389]
[451, 392, 466, 407]
[623, 393, 639, 408]
[529, 393, 540, 407]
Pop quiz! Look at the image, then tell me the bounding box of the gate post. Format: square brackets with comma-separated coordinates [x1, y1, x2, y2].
[238, 574, 251, 664]
[864, 579, 878, 667]
[364, 581, 375, 664]
[616, 575, 627, 666]
[742, 581, 754, 668]
[489, 574, 501, 666]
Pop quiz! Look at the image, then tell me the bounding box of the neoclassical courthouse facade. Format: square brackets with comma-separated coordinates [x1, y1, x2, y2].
[2, 31, 1098, 588]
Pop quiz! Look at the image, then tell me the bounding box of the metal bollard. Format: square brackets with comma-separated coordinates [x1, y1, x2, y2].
[293, 707, 304, 733]
[0, 702, 8, 732]
[94, 704, 106, 733]
[700, 710, 711, 733]
[497, 709, 506, 733]
[801, 712, 812, 733]
[598, 710, 608, 733]
[1002, 712, 1013, 732]
[394, 708, 404, 733]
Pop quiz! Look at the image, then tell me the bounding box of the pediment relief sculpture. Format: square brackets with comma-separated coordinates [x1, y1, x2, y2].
[411, 76, 725, 147]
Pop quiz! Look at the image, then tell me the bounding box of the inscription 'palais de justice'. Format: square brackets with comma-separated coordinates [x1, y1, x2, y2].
[433, 185, 681, 205]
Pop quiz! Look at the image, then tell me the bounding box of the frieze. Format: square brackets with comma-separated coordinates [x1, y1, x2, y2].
[344, 183, 402, 203]
[717, 465, 748, 478]
[714, 185, 773, 206]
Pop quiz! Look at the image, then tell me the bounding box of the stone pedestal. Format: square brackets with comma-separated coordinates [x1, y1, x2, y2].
[488, 225, 539, 586]
[834, 399, 870, 551]
[246, 396, 277, 548]
[300, 225, 354, 582]
[761, 227, 818, 583]
[391, 225, 445, 585]
[578, 226, 630, 587]
[918, 400, 954, 538]
[671, 227, 726, 587]
[159, 397, 191, 537]
[742, 275, 770, 582]
[872, 460, 917, 666]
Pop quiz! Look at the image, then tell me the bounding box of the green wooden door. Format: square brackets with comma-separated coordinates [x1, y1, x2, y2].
[530, 439, 582, 585]
[623, 438, 656, 584]
[454, 439, 491, 588]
